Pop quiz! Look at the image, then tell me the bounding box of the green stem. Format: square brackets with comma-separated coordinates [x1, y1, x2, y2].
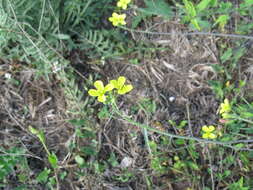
[231, 115, 253, 124]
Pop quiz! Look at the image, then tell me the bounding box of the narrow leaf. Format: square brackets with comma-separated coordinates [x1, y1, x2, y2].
[48, 153, 58, 169]
[75, 155, 84, 166]
[191, 18, 201, 30]
[197, 0, 211, 12]
[183, 0, 197, 17]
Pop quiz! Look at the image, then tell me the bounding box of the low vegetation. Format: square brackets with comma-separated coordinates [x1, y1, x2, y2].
[0, 0, 253, 189]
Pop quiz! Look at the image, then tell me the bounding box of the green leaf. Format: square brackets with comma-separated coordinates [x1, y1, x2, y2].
[234, 143, 244, 149]
[142, 0, 173, 18]
[68, 119, 86, 127]
[81, 146, 97, 156]
[240, 111, 253, 118]
[191, 18, 201, 30]
[60, 171, 67, 180]
[175, 139, 185, 145]
[29, 126, 45, 144]
[210, 0, 218, 7]
[183, 0, 197, 17]
[131, 12, 147, 28]
[178, 120, 188, 128]
[98, 106, 110, 119]
[36, 168, 51, 183]
[37, 131, 46, 144]
[244, 0, 253, 6]
[108, 153, 119, 167]
[148, 141, 157, 151]
[221, 48, 232, 63]
[240, 152, 250, 165]
[29, 126, 39, 135]
[214, 15, 229, 30]
[75, 155, 85, 166]
[48, 153, 58, 169]
[196, 0, 211, 12]
[187, 161, 199, 170]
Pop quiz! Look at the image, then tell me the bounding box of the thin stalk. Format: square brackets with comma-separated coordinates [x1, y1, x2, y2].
[120, 26, 253, 40]
[111, 102, 253, 150]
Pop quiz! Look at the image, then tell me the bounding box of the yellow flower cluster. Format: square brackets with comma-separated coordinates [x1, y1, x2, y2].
[88, 76, 133, 103]
[117, 0, 131, 9]
[219, 98, 231, 119]
[109, 13, 126, 26]
[201, 125, 217, 139]
[108, 0, 131, 26]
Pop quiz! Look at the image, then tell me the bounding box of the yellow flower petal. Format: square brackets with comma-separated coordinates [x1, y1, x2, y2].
[112, 12, 118, 17]
[219, 98, 231, 114]
[120, 4, 127, 9]
[207, 125, 215, 132]
[120, 20, 126, 25]
[118, 84, 133, 94]
[202, 125, 208, 132]
[94, 80, 104, 91]
[110, 80, 117, 88]
[202, 133, 209, 139]
[88, 89, 99, 97]
[120, 14, 126, 19]
[98, 95, 106, 102]
[112, 21, 118, 26]
[208, 133, 217, 139]
[117, 1, 124, 8]
[202, 125, 215, 132]
[109, 17, 113, 22]
[117, 76, 126, 89]
[108, 13, 126, 26]
[105, 83, 114, 91]
[117, 0, 131, 9]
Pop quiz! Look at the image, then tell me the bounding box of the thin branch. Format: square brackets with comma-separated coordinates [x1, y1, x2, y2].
[120, 26, 253, 40]
[112, 103, 253, 151]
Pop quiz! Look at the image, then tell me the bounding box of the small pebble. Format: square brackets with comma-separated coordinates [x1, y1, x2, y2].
[4, 73, 11, 79]
[169, 96, 175, 102]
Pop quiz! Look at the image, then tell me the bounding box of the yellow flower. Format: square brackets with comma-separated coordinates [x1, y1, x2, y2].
[219, 98, 231, 114]
[225, 81, 230, 87]
[110, 76, 133, 95]
[117, 0, 131, 10]
[108, 13, 126, 26]
[88, 80, 114, 102]
[202, 125, 217, 139]
[219, 98, 232, 119]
